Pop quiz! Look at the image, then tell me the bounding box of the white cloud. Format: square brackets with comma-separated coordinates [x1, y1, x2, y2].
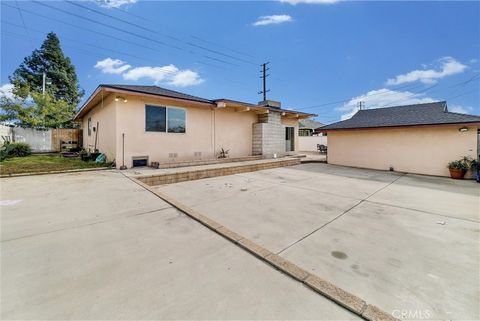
[96, 0, 137, 8]
[168, 70, 204, 87]
[338, 88, 435, 120]
[386, 57, 467, 86]
[0, 83, 14, 100]
[252, 15, 293, 26]
[94, 58, 204, 87]
[95, 58, 131, 74]
[280, 0, 339, 4]
[123, 65, 178, 82]
[449, 105, 473, 114]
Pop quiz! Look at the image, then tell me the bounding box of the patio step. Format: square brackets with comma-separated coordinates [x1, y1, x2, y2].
[158, 155, 263, 169]
[136, 158, 301, 186]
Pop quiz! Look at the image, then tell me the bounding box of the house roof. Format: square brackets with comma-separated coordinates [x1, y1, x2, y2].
[299, 119, 324, 129]
[101, 84, 214, 104]
[320, 101, 480, 131]
[75, 84, 315, 120]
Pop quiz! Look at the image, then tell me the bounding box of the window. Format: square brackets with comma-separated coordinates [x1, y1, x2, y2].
[145, 105, 186, 133]
[87, 117, 92, 136]
[167, 108, 186, 133]
[146, 105, 166, 132]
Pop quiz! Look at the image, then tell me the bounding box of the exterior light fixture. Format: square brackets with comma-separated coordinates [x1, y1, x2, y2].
[115, 96, 127, 103]
[459, 127, 468, 132]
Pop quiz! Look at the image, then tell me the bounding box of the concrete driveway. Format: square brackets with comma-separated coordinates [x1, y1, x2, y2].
[156, 163, 480, 320]
[0, 170, 359, 320]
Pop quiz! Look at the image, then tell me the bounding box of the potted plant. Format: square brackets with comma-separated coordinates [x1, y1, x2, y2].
[448, 160, 468, 179]
[447, 157, 472, 179]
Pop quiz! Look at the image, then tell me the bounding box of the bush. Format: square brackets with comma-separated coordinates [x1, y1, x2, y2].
[0, 141, 32, 161]
[9, 142, 32, 157]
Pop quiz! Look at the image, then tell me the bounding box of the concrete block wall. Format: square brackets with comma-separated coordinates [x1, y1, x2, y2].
[252, 111, 286, 156]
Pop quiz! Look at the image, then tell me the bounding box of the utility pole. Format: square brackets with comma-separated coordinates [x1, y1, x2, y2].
[42, 72, 46, 98]
[42, 72, 51, 98]
[258, 62, 270, 101]
[357, 101, 365, 110]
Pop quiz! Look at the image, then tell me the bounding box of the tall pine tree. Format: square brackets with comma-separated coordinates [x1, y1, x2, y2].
[10, 32, 84, 106]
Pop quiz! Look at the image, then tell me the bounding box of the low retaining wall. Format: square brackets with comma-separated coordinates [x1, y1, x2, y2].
[159, 155, 263, 169]
[138, 158, 301, 186]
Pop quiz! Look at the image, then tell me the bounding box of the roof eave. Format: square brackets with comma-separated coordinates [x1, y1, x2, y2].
[74, 85, 216, 120]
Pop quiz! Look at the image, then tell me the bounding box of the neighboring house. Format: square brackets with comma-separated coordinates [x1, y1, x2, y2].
[298, 119, 328, 152]
[320, 101, 480, 177]
[74, 84, 313, 168]
[299, 119, 324, 136]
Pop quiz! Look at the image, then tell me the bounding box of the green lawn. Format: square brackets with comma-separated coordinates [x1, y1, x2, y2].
[0, 154, 111, 175]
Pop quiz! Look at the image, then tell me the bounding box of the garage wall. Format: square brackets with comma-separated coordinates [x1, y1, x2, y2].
[327, 125, 479, 177]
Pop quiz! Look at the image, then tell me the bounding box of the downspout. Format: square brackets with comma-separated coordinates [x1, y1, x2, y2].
[213, 107, 216, 158]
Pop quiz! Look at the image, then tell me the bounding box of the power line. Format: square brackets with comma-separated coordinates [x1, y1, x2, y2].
[444, 88, 479, 101]
[295, 82, 424, 111]
[3, 20, 147, 63]
[31, 1, 242, 68]
[296, 72, 480, 113]
[65, 1, 259, 66]
[14, 0, 34, 49]
[2, 30, 255, 92]
[107, 2, 258, 60]
[0, 2, 238, 73]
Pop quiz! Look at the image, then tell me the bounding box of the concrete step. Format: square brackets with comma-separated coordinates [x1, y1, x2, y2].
[135, 158, 301, 186]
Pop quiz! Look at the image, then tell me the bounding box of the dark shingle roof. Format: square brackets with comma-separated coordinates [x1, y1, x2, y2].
[102, 84, 214, 104]
[299, 119, 325, 129]
[321, 101, 480, 130]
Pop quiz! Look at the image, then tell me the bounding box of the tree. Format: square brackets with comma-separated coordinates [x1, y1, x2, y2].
[9, 32, 84, 106]
[0, 91, 77, 128]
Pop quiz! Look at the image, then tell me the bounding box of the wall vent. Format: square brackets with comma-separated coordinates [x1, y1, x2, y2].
[194, 152, 202, 157]
[132, 156, 148, 167]
[169, 153, 178, 158]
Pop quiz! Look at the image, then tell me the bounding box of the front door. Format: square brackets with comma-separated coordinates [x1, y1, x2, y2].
[285, 127, 294, 152]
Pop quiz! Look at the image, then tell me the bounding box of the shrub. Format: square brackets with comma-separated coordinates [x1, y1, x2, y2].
[9, 142, 32, 157]
[0, 141, 31, 161]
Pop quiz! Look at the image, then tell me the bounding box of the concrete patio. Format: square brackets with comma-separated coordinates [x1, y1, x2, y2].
[0, 170, 359, 320]
[155, 163, 480, 320]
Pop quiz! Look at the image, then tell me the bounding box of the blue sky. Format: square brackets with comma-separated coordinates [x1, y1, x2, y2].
[1, 0, 479, 123]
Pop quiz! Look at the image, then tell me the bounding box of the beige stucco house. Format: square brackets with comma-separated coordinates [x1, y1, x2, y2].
[320, 102, 480, 177]
[74, 84, 313, 168]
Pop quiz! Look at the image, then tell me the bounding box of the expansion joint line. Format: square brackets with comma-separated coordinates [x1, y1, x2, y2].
[276, 173, 407, 255]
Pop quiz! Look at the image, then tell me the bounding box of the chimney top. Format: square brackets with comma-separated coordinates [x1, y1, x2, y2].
[258, 100, 281, 109]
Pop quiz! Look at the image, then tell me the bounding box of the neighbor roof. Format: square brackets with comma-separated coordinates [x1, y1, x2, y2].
[299, 119, 324, 129]
[321, 101, 480, 130]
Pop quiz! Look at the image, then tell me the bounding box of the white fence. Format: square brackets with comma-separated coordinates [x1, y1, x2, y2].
[298, 135, 327, 152]
[1, 125, 53, 152]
